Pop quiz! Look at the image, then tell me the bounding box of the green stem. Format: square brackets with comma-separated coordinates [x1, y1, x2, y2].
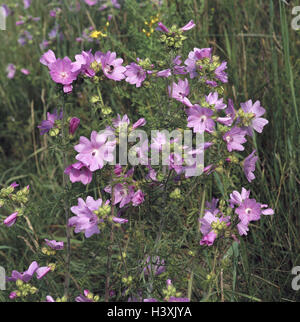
[61, 95, 71, 300]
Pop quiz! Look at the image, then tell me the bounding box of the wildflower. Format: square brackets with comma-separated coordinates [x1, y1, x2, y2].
[157, 20, 195, 33]
[142, 14, 160, 37]
[44, 239, 64, 250]
[6, 64, 16, 79]
[23, 0, 31, 9]
[37, 109, 62, 135]
[40, 50, 57, 68]
[216, 98, 236, 126]
[89, 30, 107, 38]
[125, 62, 147, 87]
[46, 296, 55, 302]
[184, 47, 212, 79]
[229, 187, 250, 207]
[173, 56, 187, 75]
[157, 20, 195, 48]
[112, 183, 135, 208]
[168, 78, 193, 107]
[36, 266, 51, 279]
[21, 68, 30, 75]
[9, 292, 18, 300]
[3, 212, 18, 227]
[223, 127, 247, 152]
[74, 130, 116, 172]
[69, 117, 80, 135]
[100, 51, 126, 81]
[150, 131, 168, 151]
[186, 105, 215, 134]
[111, 0, 121, 9]
[236, 198, 262, 225]
[71, 50, 96, 77]
[215, 61, 228, 83]
[156, 69, 171, 78]
[240, 100, 269, 135]
[75, 290, 94, 302]
[132, 189, 145, 206]
[144, 256, 165, 276]
[49, 57, 78, 93]
[64, 161, 93, 185]
[243, 150, 258, 182]
[7, 261, 39, 282]
[84, 0, 98, 6]
[199, 211, 230, 246]
[229, 189, 274, 236]
[132, 118, 146, 130]
[205, 92, 226, 110]
[69, 196, 102, 238]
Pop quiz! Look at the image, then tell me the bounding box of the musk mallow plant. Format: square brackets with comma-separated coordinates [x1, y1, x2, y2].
[4, 17, 274, 302]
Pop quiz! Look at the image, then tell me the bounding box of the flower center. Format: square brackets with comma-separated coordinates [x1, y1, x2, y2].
[60, 71, 68, 79]
[200, 115, 207, 123]
[245, 208, 252, 215]
[225, 135, 231, 143]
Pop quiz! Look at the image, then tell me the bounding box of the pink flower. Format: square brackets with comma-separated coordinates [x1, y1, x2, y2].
[36, 266, 51, 280]
[125, 63, 147, 87]
[168, 78, 193, 107]
[69, 117, 80, 135]
[44, 239, 64, 250]
[223, 127, 247, 152]
[76, 290, 94, 302]
[6, 64, 16, 79]
[229, 188, 250, 207]
[240, 100, 269, 135]
[144, 256, 165, 276]
[49, 57, 78, 92]
[40, 50, 57, 67]
[4, 212, 18, 227]
[180, 20, 196, 31]
[7, 261, 39, 282]
[69, 196, 102, 238]
[184, 48, 212, 79]
[21, 68, 30, 75]
[46, 295, 55, 302]
[236, 198, 262, 225]
[9, 292, 18, 300]
[101, 51, 126, 81]
[132, 118, 146, 130]
[132, 189, 145, 206]
[205, 92, 226, 110]
[74, 130, 116, 172]
[37, 109, 62, 135]
[199, 211, 230, 246]
[71, 50, 96, 77]
[186, 105, 215, 134]
[113, 183, 135, 208]
[84, 0, 98, 5]
[64, 161, 93, 185]
[243, 150, 258, 182]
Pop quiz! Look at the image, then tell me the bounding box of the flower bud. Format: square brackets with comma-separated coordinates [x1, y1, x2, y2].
[69, 117, 80, 136]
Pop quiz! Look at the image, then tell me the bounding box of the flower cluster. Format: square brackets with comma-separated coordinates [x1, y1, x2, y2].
[1, 182, 30, 227]
[68, 196, 128, 238]
[8, 261, 54, 300]
[199, 188, 274, 246]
